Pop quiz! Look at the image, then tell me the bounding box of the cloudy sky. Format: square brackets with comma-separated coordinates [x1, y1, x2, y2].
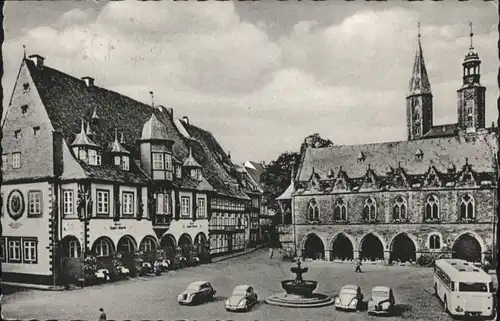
[3, 1, 498, 163]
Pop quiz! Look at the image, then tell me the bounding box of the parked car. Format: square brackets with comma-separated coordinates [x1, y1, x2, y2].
[95, 269, 110, 281]
[334, 284, 364, 311]
[177, 281, 216, 305]
[117, 266, 130, 276]
[158, 259, 171, 271]
[225, 285, 258, 312]
[367, 286, 395, 316]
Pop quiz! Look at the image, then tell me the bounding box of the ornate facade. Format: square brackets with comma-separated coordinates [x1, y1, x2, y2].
[279, 29, 497, 265]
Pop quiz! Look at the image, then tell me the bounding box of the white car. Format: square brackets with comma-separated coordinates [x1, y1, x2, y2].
[95, 269, 110, 281]
[177, 281, 216, 305]
[367, 286, 395, 315]
[158, 259, 170, 270]
[225, 285, 258, 312]
[334, 284, 364, 311]
[117, 266, 130, 275]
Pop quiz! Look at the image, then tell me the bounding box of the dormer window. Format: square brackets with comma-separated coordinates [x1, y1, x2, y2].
[122, 156, 130, 171]
[114, 156, 121, 166]
[152, 153, 164, 170]
[88, 149, 97, 165]
[21, 105, 28, 115]
[79, 149, 87, 161]
[191, 169, 197, 179]
[415, 149, 423, 160]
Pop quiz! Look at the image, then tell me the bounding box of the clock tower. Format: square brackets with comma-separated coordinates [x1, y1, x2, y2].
[406, 24, 433, 141]
[457, 23, 486, 133]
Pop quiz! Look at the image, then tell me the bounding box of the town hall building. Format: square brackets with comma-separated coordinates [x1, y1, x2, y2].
[279, 28, 497, 265]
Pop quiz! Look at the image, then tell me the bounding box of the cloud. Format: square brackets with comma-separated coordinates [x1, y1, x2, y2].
[3, 2, 498, 163]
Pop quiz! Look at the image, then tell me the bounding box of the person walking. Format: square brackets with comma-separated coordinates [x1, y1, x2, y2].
[98, 308, 106, 321]
[269, 247, 274, 259]
[355, 258, 362, 273]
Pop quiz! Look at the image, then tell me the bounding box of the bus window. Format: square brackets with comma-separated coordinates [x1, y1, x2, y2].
[458, 282, 488, 292]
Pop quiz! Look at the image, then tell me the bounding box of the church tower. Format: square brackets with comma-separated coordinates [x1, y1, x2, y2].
[406, 24, 433, 141]
[457, 23, 486, 133]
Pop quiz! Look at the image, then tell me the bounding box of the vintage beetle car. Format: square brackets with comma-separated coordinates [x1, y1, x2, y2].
[367, 286, 395, 315]
[177, 281, 216, 305]
[334, 284, 364, 311]
[225, 285, 258, 312]
[95, 268, 110, 281]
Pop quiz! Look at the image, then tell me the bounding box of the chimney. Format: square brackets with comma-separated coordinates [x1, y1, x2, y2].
[492, 122, 495, 128]
[261, 160, 265, 166]
[166, 107, 174, 118]
[182, 116, 189, 125]
[82, 76, 95, 87]
[29, 54, 45, 69]
[228, 151, 231, 160]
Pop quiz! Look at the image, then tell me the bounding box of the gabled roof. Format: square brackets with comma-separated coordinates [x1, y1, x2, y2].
[110, 130, 131, 154]
[276, 181, 294, 200]
[297, 134, 497, 182]
[422, 124, 458, 139]
[183, 147, 202, 168]
[244, 161, 265, 186]
[181, 121, 250, 200]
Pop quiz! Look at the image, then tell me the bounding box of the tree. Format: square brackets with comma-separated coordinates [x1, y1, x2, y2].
[260, 133, 333, 212]
[300, 133, 334, 154]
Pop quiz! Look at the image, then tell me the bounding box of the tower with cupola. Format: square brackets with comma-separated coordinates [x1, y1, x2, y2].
[457, 22, 486, 133]
[406, 23, 433, 141]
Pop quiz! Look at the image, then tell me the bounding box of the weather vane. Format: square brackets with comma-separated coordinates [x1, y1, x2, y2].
[417, 22, 421, 38]
[469, 21, 474, 49]
[149, 91, 155, 108]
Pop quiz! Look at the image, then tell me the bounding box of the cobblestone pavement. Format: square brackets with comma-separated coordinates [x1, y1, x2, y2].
[2, 249, 497, 321]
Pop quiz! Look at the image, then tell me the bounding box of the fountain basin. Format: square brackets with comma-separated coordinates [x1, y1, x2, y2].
[281, 280, 317, 297]
[265, 293, 334, 308]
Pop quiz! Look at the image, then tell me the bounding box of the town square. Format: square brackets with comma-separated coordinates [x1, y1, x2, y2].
[1, 1, 499, 320]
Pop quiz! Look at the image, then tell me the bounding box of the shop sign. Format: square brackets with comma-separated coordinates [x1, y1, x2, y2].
[182, 222, 200, 229]
[110, 222, 126, 230]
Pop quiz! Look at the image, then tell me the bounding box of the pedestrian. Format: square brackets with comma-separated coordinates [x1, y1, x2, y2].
[269, 247, 274, 259]
[98, 308, 106, 321]
[355, 258, 362, 273]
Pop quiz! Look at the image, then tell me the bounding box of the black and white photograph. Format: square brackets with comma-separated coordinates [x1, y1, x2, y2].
[0, 1, 499, 320]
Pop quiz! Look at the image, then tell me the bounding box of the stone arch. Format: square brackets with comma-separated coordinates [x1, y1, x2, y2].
[301, 233, 325, 260]
[329, 232, 355, 261]
[452, 231, 485, 263]
[194, 232, 207, 245]
[359, 232, 385, 261]
[160, 234, 177, 258]
[358, 231, 387, 251]
[139, 235, 158, 252]
[117, 235, 138, 254]
[389, 232, 417, 263]
[61, 235, 82, 258]
[92, 236, 115, 257]
[178, 233, 193, 257]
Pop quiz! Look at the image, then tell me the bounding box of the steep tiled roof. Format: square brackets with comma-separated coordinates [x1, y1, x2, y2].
[71, 120, 98, 147]
[244, 161, 265, 186]
[408, 38, 432, 96]
[297, 133, 497, 182]
[422, 124, 458, 139]
[181, 121, 250, 200]
[141, 112, 171, 141]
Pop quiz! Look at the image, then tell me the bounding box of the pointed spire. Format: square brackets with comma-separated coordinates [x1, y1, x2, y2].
[110, 128, 130, 154]
[183, 146, 201, 168]
[469, 21, 474, 50]
[91, 106, 100, 120]
[149, 91, 154, 108]
[120, 132, 125, 144]
[85, 121, 94, 137]
[71, 118, 98, 147]
[408, 22, 432, 96]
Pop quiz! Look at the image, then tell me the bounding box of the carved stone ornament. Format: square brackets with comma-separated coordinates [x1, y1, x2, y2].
[7, 190, 25, 220]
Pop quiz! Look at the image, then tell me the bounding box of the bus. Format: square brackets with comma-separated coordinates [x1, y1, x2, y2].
[434, 259, 495, 317]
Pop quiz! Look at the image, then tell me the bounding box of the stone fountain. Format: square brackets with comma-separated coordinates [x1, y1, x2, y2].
[265, 259, 334, 308]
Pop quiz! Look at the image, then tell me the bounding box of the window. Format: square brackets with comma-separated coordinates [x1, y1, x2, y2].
[14, 129, 21, 138]
[21, 105, 29, 115]
[156, 193, 171, 215]
[23, 239, 37, 263]
[63, 190, 74, 216]
[33, 126, 40, 135]
[23, 83, 30, 92]
[122, 156, 130, 171]
[2, 154, 7, 171]
[429, 234, 441, 250]
[307, 199, 319, 221]
[392, 196, 407, 221]
[176, 166, 182, 178]
[152, 153, 164, 170]
[12, 152, 21, 169]
[88, 149, 97, 165]
[458, 282, 488, 293]
[363, 197, 377, 221]
[460, 194, 475, 220]
[140, 239, 155, 252]
[8, 238, 21, 262]
[96, 190, 110, 215]
[334, 198, 347, 221]
[96, 155, 102, 165]
[165, 154, 172, 170]
[68, 239, 81, 258]
[122, 192, 134, 216]
[0, 238, 5, 262]
[197, 198, 206, 218]
[425, 195, 440, 220]
[181, 197, 190, 216]
[79, 149, 87, 161]
[95, 239, 111, 257]
[114, 156, 121, 166]
[191, 169, 197, 179]
[28, 191, 42, 216]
